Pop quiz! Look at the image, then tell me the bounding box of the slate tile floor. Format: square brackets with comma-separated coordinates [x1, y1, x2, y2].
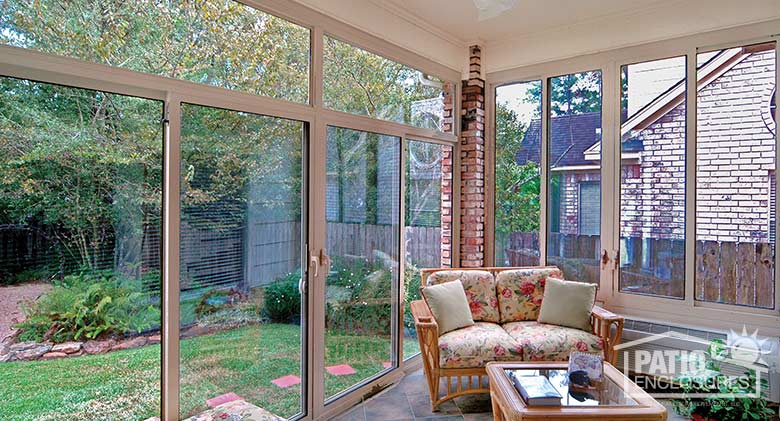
[331, 369, 492, 421]
[331, 368, 687, 421]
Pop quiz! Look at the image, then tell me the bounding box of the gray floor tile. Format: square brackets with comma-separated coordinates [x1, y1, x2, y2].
[407, 393, 461, 418]
[363, 390, 415, 420]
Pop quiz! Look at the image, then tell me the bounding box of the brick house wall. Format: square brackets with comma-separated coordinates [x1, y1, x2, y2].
[696, 50, 776, 242]
[553, 50, 775, 243]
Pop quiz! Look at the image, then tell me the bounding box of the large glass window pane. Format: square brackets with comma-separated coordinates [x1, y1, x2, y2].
[325, 126, 399, 399]
[179, 104, 305, 418]
[1, 1, 310, 102]
[619, 56, 686, 298]
[403, 140, 451, 359]
[495, 81, 543, 266]
[324, 36, 453, 132]
[695, 42, 777, 309]
[546, 70, 602, 285]
[0, 78, 162, 419]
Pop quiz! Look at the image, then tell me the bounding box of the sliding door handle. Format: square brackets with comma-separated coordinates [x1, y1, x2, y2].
[310, 254, 320, 277]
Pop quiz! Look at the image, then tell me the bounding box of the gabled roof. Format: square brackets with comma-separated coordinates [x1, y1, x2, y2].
[518, 43, 773, 168]
[517, 112, 601, 168]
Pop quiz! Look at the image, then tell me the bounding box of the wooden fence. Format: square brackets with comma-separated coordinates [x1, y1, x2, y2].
[504, 232, 774, 308]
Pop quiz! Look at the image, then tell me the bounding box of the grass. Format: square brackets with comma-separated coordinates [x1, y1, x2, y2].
[0, 323, 421, 421]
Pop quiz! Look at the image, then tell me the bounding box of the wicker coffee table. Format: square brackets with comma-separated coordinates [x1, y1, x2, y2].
[486, 361, 667, 421]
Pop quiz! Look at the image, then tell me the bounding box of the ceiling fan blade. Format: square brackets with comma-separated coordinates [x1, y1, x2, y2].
[473, 0, 520, 21]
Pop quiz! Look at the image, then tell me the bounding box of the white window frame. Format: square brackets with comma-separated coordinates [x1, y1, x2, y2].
[486, 19, 780, 337]
[0, 1, 460, 419]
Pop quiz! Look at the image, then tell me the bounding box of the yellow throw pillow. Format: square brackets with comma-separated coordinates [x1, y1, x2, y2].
[537, 277, 596, 331]
[422, 280, 475, 334]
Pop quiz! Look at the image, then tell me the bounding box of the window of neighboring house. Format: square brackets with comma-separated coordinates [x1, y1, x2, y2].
[578, 181, 601, 236]
[323, 36, 453, 132]
[695, 41, 776, 309]
[494, 80, 543, 267]
[0, 0, 311, 102]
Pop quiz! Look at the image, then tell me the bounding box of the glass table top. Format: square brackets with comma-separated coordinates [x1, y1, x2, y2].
[504, 368, 639, 407]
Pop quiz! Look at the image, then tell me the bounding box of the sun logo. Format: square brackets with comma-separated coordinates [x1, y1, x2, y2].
[727, 327, 767, 365]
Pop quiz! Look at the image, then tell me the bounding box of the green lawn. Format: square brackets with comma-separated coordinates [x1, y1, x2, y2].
[1, 323, 420, 421]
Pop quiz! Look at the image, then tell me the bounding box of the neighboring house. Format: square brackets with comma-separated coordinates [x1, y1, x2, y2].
[520, 44, 777, 246]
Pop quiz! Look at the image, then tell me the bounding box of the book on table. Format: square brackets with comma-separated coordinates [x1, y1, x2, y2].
[506, 371, 562, 406]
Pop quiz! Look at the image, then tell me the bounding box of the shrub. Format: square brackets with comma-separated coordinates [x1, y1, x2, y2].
[671, 339, 776, 421]
[15, 270, 160, 343]
[263, 272, 301, 323]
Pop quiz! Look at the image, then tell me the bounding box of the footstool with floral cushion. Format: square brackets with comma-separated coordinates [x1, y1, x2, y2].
[410, 266, 624, 411]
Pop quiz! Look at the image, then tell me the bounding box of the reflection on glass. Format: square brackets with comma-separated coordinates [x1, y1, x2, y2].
[325, 126, 399, 399]
[495, 81, 543, 266]
[323, 36, 452, 132]
[179, 104, 305, 418]
[619, 56, 686, 299]
[403, 140, 451, 359]
[695, 42, 777, 308]
[546, 71, 602, 285]
[0, 78, 162, 419]
[1, 0, 310, 102]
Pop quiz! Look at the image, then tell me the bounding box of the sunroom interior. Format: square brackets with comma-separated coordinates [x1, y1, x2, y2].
[0, 0, 779, 420]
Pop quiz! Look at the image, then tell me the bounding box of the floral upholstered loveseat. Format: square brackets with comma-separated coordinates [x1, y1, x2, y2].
[410, 266, 624, 410]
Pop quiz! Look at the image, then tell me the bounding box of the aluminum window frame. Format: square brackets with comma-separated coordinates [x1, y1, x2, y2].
[486, 19, 780, 337]
[0, 0, 460, 419]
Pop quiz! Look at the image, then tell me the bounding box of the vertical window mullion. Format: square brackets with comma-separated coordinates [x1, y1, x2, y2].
[162, 94, 182, 420]
[685, 50, 697, 308]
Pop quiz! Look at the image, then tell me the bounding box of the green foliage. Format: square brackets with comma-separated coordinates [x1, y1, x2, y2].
[194, 288, 243, 318]
[494, 102, 540, 236]
[15, 270, 159, 343]
[671, 339, 776, 421]
[403, 263, 422, 332]
[526, 71, 602, 117]
[263, 272, 302, 323]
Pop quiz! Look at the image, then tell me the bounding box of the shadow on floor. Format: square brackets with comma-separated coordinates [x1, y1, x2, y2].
[331, 368, 688, 421]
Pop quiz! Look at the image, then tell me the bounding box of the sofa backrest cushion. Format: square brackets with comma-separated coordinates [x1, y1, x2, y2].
[421, 280, 475, 334]
[427, 270, 500, 322]
[537, 277, 596, 331]
[495, 267, 563, 322]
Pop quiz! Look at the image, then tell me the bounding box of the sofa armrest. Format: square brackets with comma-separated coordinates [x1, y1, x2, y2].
[410, 300, 441, 382]
[590, 305, 624, 365]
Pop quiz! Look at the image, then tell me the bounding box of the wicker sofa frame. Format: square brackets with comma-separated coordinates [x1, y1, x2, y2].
[410, 266, 624, 411]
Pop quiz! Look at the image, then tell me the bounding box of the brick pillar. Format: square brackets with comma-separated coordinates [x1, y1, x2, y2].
[460, 45, 485, 268]
[440, 82, 454, 267]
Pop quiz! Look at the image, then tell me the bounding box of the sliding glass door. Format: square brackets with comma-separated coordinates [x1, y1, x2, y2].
[323, 126, 400, 400]
[179, 104, 307, 419]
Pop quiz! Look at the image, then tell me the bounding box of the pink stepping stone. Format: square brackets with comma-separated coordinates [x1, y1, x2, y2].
[206, 392, 243, 408]
[326, 364, 356, 376]
[271, 374, 301, 388]
[382, 361, 392, 369]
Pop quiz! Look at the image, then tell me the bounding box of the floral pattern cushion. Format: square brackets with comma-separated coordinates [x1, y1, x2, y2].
[502, 321, 603, 362]
[427, 270, 500, 322]
[495, 267, 563, 322]
[438, 322, 522, 368]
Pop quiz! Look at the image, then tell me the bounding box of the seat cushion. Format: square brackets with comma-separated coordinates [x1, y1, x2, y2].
[503, 321, 604, 362]
[495, 267, 563, 322]
[438, 322, 522, 368]
[427, 270, 500, 322]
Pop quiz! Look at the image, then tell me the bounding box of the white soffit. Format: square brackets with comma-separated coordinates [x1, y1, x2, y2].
[292, 0, 780, 75]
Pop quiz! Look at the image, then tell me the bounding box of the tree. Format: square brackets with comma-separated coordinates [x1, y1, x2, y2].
[525, 71, 602, 117]
[494, 102, 540, 236]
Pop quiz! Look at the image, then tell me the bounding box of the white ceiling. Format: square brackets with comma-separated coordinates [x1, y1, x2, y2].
[369, 0, 672, 45]
[295, 0, 780, 74]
